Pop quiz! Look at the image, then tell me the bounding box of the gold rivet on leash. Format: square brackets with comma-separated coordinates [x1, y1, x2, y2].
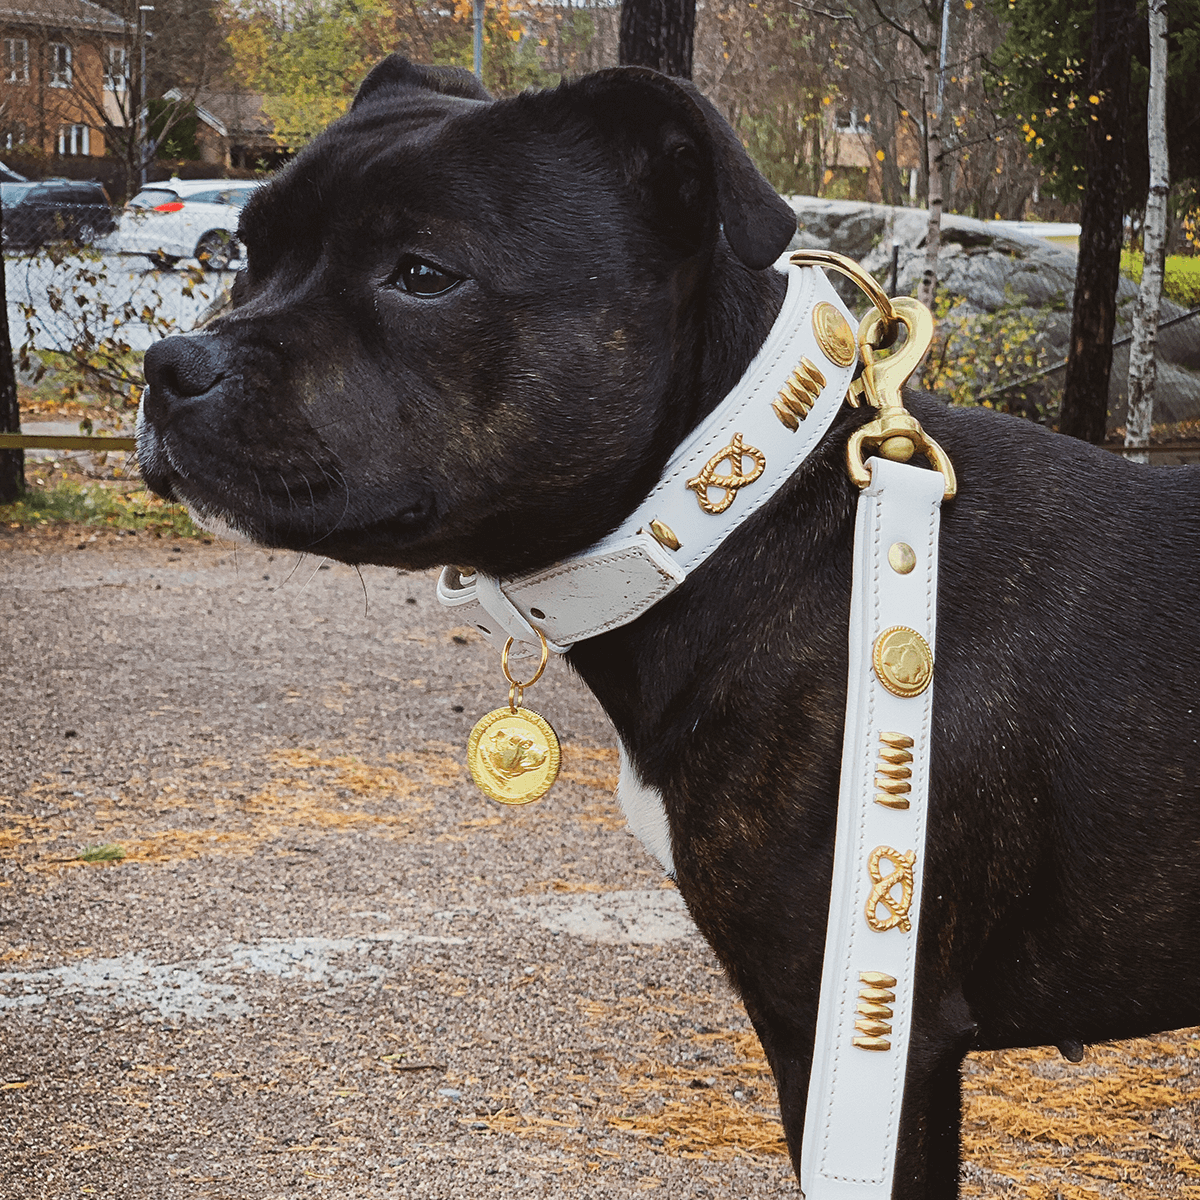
[649, 519, 681, 551]
[852, 1036, 893, 1051]
[812, 301, 857, 368]
[872, 626, 933, 698]
[860, 971, 898, 988]
[887, 542, 917, 574]
[859, 985, 897, 1002]
[467, 631, 560, 806]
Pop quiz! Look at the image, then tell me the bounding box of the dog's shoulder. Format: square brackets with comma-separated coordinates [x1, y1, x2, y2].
[909, 392, 1200, 654]
[912, 391, 1200, 515]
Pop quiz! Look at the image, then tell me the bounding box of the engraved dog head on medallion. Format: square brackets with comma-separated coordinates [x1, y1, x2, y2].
[485, 730, 549, 781]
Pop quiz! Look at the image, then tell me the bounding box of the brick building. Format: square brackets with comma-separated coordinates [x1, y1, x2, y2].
[0, 0, 137, 161]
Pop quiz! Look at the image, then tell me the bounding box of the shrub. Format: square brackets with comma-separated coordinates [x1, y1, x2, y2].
[1119, 251, 1200, 309]
[919, 291, 1053, 419]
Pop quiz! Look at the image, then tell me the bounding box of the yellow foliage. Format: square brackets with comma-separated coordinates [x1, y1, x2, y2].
[920, 291, 1050, 415]
[224, 0, 395, 148]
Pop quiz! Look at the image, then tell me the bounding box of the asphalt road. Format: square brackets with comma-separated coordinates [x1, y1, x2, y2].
[0, 527, 797, 1199]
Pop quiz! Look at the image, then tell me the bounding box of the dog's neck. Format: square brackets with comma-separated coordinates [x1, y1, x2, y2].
[680, 249, 791, 443]
[562, 255, 862, 766]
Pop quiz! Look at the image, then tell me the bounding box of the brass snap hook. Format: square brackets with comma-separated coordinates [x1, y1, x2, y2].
[857, 298, 932, 413]
[846, 299, 956, 500]
[790, 248, 956, 501]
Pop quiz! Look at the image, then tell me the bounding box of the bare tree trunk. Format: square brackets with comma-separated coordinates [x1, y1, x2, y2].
[619, 0, 695, 78]
[917, 47, 943, 311]
[0, 198, 23, 503]
[1124, 0, 1169, 463]
[1059, 0, 1135, 443]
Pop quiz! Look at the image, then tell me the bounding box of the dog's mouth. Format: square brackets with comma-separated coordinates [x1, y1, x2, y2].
[137, 399, 439, 560]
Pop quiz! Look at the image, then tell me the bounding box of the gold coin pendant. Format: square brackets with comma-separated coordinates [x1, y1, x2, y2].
[467, 706, 561, 805]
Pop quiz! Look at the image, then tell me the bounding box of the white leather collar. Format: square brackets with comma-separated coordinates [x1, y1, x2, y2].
[437, 261, 858, 654]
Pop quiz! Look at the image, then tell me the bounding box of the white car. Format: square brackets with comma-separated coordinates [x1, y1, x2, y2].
[114, 178, 262, 269]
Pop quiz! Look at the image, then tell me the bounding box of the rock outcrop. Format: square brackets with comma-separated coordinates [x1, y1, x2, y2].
[786, 198, 1199, 430]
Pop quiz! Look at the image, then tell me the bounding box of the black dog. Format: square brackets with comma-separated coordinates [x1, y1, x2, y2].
[137, 57, 1200, 1198]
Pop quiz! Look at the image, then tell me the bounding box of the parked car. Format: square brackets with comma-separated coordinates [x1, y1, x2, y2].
[114, 178, 262, 270]
[0, 161, 26, 183]
[0, 179, 116, 250]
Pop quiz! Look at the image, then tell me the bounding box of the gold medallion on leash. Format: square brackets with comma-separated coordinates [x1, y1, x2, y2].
[467, 631, 561, 805]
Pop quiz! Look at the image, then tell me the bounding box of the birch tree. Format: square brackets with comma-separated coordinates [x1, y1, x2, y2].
[918, 31, 945, 310]
[1124, 0, 1170, 463]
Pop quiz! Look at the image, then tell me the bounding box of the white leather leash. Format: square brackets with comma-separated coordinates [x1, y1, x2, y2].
[437, 262, 859, 654]
[800, 456, 945, 1200]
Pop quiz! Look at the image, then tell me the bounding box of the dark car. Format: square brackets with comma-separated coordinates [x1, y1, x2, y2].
[0, 179, 116, 249]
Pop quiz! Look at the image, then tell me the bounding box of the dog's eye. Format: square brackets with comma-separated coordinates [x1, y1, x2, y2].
[394, 257, 460, 296]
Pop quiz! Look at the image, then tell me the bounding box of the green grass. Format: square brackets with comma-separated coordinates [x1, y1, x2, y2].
[1, 480, 200, 537]
[77, 844, 126, 863]
[1120, 251, 1200, 308]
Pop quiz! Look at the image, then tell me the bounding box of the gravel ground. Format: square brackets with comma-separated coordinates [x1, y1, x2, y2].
[5, 526, 1200, 1200]
[0, 527, 796, 1200]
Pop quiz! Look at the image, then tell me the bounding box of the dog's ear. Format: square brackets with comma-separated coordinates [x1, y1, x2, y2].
[352, 55, 492, 110]
[567, 68, 796, 270]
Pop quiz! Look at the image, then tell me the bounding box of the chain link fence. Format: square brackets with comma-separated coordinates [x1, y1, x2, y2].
[5, 195, 1199, 463]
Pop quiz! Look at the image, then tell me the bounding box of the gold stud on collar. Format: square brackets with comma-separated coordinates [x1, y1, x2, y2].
[648, 519, 681, 551]
[772, 358, 827, 429]
[812, 301, 857, 368]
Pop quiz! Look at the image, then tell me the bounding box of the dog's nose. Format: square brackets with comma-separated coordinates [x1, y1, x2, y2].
[143, 335, 225, 418]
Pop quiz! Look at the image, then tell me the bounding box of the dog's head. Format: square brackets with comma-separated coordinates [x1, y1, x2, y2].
[138, 58, 796, 575]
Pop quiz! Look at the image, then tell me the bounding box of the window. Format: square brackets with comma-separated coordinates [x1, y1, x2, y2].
[57, 123, 90, 156]
[4, 125, 27, 150]
[50, 42, 71, 88]
[4, 38, 28, 84]
[104, 45, 128, 92]
[129, 188, 178, 209]
[835, 108, 870, 135]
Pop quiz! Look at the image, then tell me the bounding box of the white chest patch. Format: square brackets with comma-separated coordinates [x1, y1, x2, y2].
[616, 740, 675, 878]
